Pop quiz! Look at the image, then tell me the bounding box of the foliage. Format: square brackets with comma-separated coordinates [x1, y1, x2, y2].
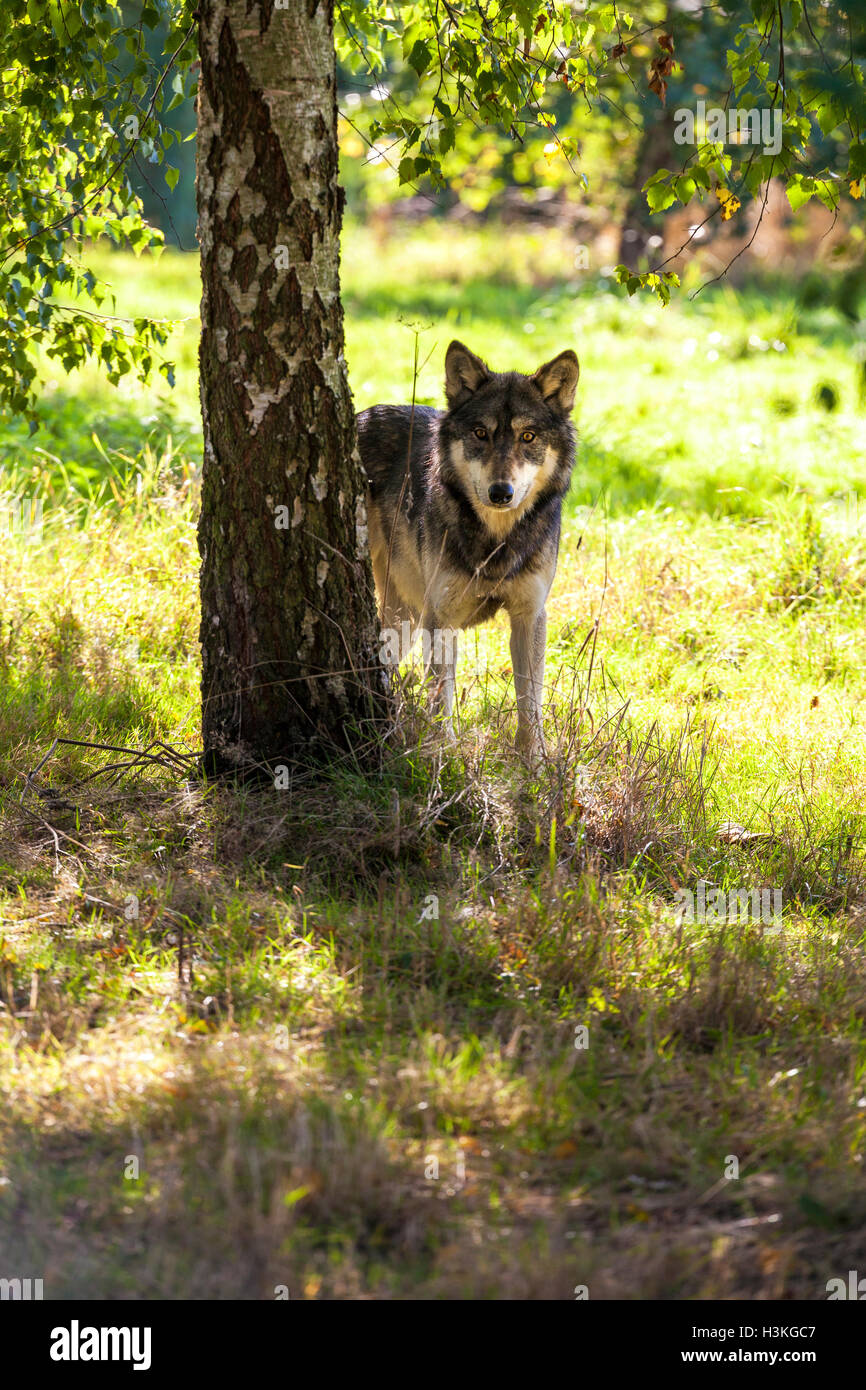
[338, 1, 866, 299]
[0, 1, 864, 414]
[0, 0, 197, 422]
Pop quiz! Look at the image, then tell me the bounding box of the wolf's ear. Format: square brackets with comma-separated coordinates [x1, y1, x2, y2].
[531, 350, 579, 414]
[445, 340, 490, 407]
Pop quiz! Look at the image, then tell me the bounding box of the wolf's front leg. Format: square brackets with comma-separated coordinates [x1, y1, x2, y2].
[510, 607, 547, 759]
[420, 608, 458, 742]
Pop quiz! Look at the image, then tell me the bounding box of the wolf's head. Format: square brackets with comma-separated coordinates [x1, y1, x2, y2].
[439, 340, 578, 531]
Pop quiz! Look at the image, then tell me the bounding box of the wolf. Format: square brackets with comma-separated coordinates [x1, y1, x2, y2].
[357, 339, 579, 756]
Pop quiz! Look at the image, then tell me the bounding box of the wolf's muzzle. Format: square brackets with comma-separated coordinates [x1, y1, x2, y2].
[488, 482, 514, 506]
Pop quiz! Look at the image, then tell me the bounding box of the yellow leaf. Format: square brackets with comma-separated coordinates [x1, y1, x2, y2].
[718, 188, 741, 221]
[850, 180, 864, 200]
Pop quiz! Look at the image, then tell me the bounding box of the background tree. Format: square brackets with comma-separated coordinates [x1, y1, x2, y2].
[4, 1, 864, 401]
[337, 0, 866, 299]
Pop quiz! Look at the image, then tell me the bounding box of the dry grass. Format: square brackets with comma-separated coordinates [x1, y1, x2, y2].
[3, 616, 866, 1297]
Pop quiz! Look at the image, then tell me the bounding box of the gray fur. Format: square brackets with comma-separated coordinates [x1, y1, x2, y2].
[357, 340, 578, 755]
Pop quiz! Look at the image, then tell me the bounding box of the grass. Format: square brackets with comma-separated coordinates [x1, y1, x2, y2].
[1, 219, 866, 1299]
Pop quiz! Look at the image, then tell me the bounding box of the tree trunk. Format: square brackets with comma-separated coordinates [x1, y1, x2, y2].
[196, 0, 387, 775]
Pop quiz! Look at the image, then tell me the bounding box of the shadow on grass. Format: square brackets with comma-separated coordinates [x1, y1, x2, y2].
[0, 1049, 448, 1299]
[3, 738, 866, 1297]
[4, 906, 866, 1300]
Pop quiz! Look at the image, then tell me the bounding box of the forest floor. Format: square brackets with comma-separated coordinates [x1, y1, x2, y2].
[1, 222, 866, 1298]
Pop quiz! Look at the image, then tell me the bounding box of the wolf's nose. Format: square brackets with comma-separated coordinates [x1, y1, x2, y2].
[488, 482, 514, 506]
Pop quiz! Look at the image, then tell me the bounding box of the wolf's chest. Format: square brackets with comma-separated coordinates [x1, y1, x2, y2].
[434, 574, 510, 630]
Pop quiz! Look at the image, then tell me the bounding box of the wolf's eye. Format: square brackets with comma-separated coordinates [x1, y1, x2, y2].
[473, 427, 488, 440]
[522, 430, 536, 442]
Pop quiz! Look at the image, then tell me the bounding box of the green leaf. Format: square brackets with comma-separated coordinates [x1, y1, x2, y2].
[408, 39, 431, 76]
[647, 181, 677, 213]
[787, 178, 815, 212]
